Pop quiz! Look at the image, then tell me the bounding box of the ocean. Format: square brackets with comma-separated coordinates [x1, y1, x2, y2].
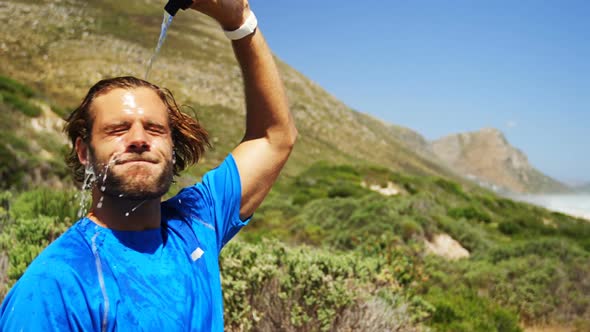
[508, 194, 590, 221]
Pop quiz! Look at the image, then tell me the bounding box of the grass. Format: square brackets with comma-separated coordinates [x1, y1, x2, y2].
[0, 75, 42, 117]
[0, 92, 42, 117]
[0, 75, 71, 190]
[0, 75, 35, 98]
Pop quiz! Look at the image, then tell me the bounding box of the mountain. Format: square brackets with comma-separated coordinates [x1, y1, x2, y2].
[431, 128, 568, 193]
[380, 123, 568, 194]
[0, 0, 565, 195]
[386, 123, 438, 160]
[0, 0, 459, 190]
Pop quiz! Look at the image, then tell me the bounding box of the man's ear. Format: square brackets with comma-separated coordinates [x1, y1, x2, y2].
[75, 137, 89, 166]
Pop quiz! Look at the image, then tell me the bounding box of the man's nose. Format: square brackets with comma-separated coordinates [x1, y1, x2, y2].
[126, 124, 150, 153]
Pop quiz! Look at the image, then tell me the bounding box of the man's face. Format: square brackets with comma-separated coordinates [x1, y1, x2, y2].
[84, 87, 174, 200]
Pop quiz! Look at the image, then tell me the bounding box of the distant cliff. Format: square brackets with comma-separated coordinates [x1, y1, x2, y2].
[431, 128, 569, 193]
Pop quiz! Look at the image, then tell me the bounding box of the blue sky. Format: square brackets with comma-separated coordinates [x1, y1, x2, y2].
[252, 1, 589, 185]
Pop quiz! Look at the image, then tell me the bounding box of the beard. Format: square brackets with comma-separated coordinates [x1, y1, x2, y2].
[89, 149, 174, 201]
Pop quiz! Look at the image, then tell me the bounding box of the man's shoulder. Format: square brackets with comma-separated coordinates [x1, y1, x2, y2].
[162, 155, 240, 213]
[23, 220, 94, 281]
[1, 223, 101, 331]
[162, 183, 209, 220]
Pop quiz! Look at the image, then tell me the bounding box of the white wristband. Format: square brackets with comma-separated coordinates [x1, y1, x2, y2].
[223, 11, 258, 40]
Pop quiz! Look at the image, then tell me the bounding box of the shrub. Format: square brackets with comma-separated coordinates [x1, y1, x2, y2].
[448, 205, 492, 223]
[455, 250, 590, 324]
[487, 238, 587, 264]
[0, 189, 78, 290]
[327, 183, 366, 198]
[398, 217, 423, 241]
[0, 75, 35, 98]
[49, 103, 73, 119]
[426, 286, 522, 332]
[495, 197, 520, 210]
[223, 226, 433, 329]
[497, 212, 555, 237]
[434, 178, 469, 200]
[291, 163, 369, 206]
[558, 218, 590, 245]
[475, 192, 497, 209]
[220, 240, 428, 331]
[498, 220, 521, 235]
[0, 92, 42, 117]
[436, 215, 492, 253]
[10, 188, 79, 222]
[0, 144, 26, 190]
[0, 216, 69, 285]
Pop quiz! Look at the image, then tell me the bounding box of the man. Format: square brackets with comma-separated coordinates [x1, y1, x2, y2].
[0, 0, 296, 330]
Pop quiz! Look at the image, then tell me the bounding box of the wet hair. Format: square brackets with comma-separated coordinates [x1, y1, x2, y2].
[64, 76, 210, 183]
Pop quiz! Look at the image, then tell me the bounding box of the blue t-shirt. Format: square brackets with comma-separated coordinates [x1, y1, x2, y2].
[0, 154, 250, 331]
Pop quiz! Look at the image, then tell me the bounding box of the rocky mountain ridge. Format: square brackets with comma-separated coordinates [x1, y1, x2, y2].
[431, 128, 568, 193]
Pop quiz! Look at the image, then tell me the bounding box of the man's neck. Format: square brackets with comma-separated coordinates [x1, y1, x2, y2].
[87, 189, 162, 231]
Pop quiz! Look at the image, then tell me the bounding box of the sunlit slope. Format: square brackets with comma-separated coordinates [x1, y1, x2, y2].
[0, 0, 457, 183]
[0, 76, 69, 190]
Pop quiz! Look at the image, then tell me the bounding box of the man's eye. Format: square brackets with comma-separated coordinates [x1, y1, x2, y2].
[108, 128, 127, 135]
[147, 126, 166, 134]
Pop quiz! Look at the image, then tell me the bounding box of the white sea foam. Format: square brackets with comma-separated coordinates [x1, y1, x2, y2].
[509, 194, 590, 221]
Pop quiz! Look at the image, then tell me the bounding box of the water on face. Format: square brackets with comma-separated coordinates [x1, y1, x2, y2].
[77, 148, 176, 218]
[77, 154, 121, 217]
[99, 157, 116, 193]
[145, 11, 174, 80]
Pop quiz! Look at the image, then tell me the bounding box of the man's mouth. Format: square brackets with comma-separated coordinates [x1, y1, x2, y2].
[116, 158, 158, 165]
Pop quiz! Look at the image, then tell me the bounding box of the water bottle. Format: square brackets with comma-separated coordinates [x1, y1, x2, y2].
[164, 0, 193, 16]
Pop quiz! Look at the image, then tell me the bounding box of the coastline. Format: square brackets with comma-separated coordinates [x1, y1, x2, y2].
[507, 194, 590, 222]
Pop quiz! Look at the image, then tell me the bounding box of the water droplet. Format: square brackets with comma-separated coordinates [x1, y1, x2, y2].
[132, 200, 146, 212]
[100, 159, 113, 192]
[178, 199, 182, 204]
[78, 164, 96, 217]
[118, 194, 124, 198]
[124, 200, 147, 217]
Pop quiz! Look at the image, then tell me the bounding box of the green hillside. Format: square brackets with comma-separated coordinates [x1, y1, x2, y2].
[0, 76, 69, 190]
[2, 158, 589, 330]
[0, 0, 458, 184]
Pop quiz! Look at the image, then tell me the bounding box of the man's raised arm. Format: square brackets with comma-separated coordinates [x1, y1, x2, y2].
[190, 1, 297, 219]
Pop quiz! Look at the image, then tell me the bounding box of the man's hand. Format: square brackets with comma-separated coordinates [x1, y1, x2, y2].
[189, 0, 251, 30]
